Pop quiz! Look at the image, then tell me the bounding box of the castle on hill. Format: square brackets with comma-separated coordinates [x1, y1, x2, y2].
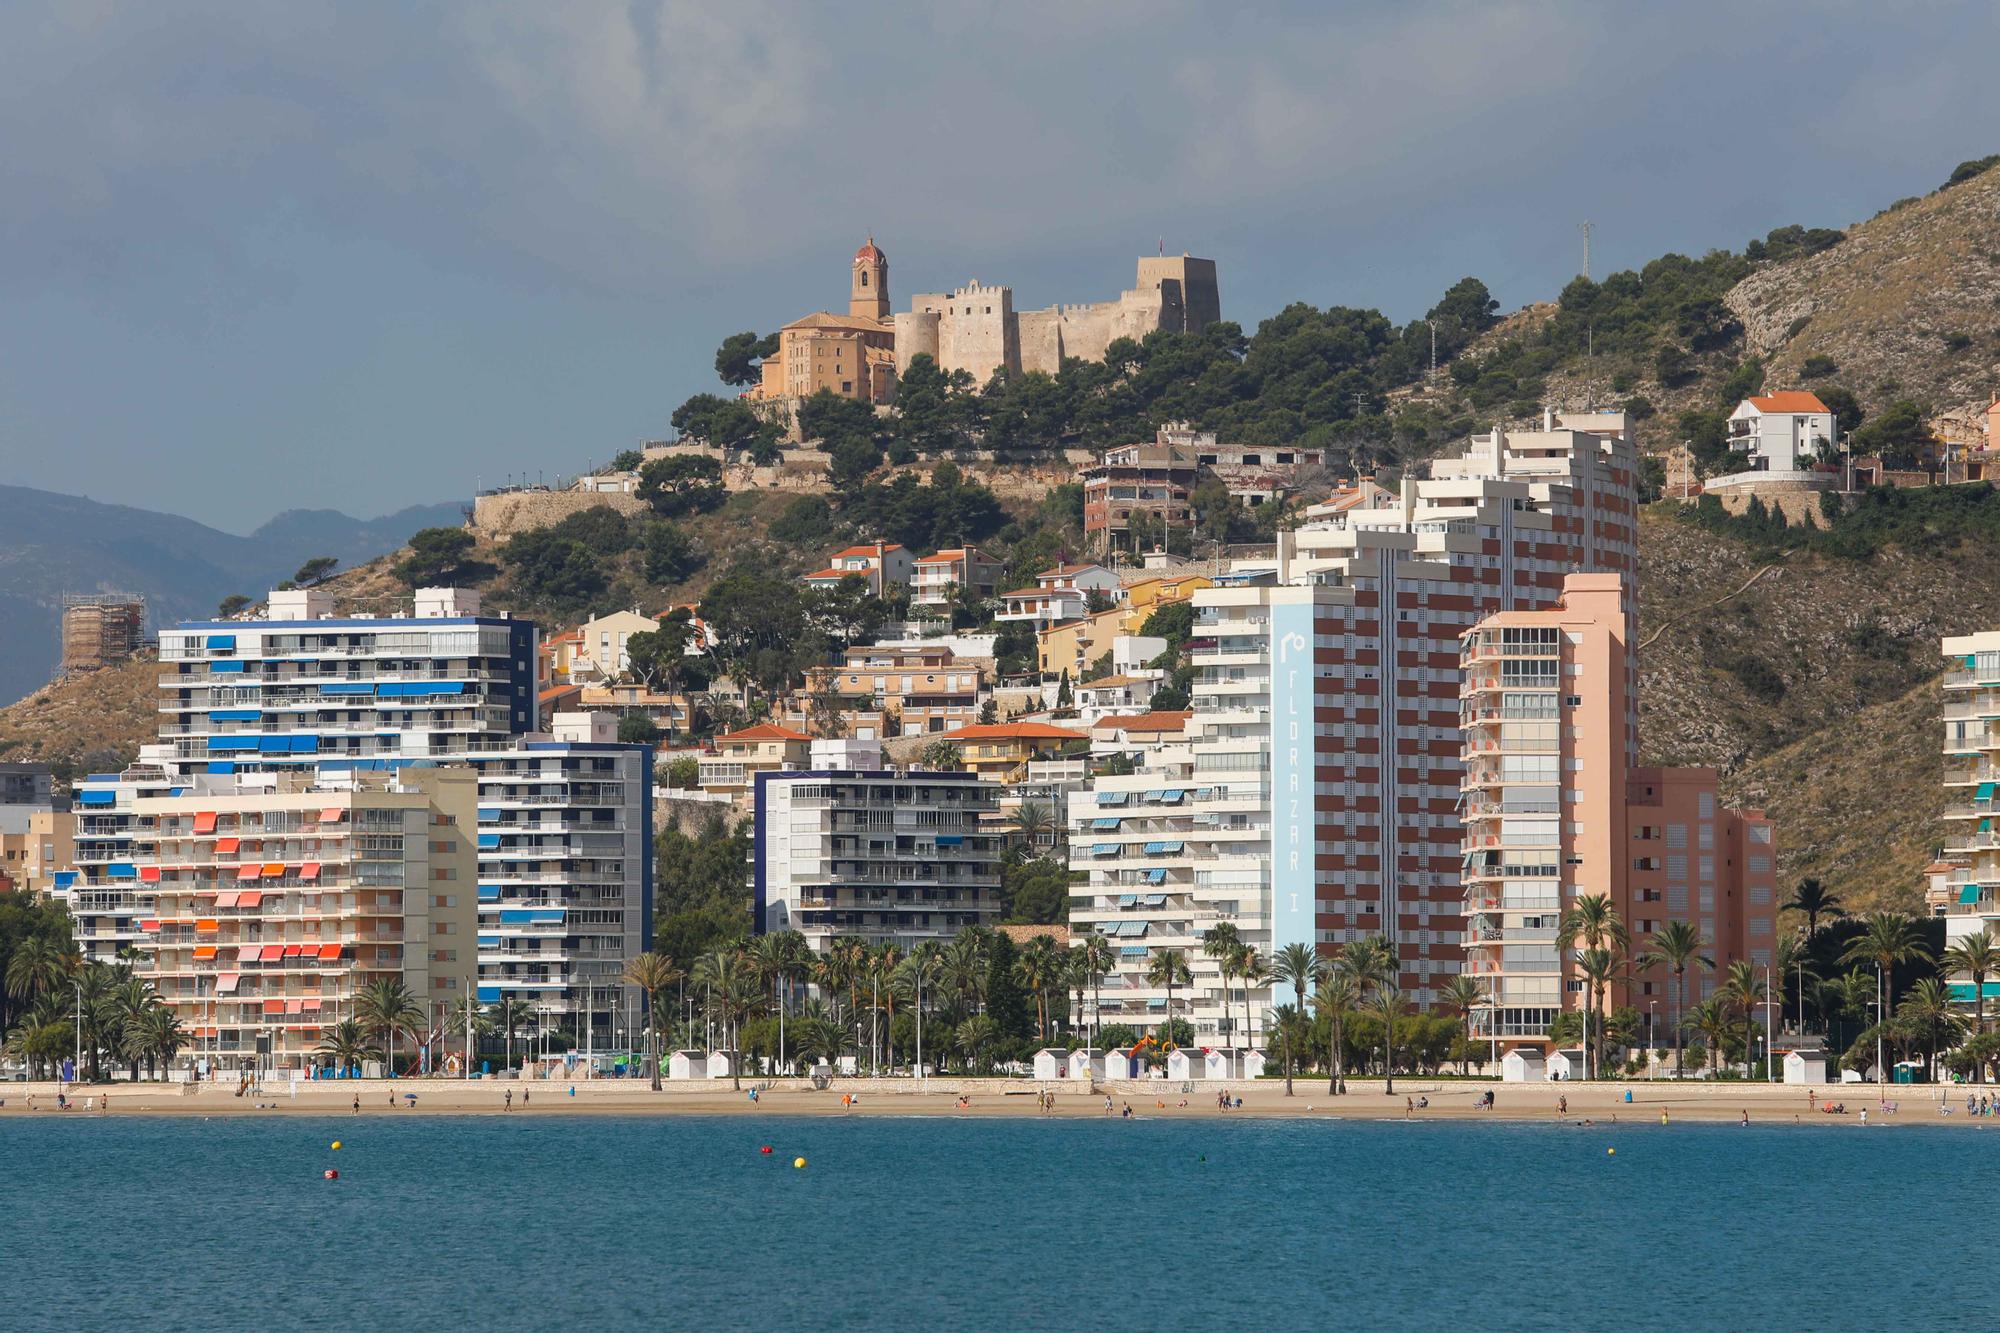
[751, 239, 1220, 408]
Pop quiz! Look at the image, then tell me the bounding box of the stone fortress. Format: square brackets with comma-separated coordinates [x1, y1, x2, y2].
[896, 253, 1221, 383]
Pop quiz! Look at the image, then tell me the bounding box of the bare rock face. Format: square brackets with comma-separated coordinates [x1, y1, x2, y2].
[1728, 168, 2000, 419]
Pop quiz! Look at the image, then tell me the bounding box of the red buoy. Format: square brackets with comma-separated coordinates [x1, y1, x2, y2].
[759, 1145, 773, 1155]
[324, 1169, 339, 1180]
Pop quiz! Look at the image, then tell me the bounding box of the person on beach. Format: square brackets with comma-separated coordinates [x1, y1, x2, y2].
[1740, 1110, 1749, 1127]
[352, 1094, 360, 1113]
[504, 1089, 513, 1112]
[1405, 1096, 1413, 1119]
[1809, 1089, 1817, 1112]
[1558, 1095, 1568, 1117]
[522, 1089, 530, 1107]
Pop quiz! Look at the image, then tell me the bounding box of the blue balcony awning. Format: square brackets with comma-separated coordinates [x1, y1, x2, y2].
[1962, 884, 1982, 905]
[53, 871, 76, 889]
[377, 680, 466, 697]
[1116, 894, 1137, 907]
[478, 808, 501, 820]
[1145, 873, 1167, 888]
[937, 835, 963, 846]
[206, 634, 236, 650]
[209, 710, 261, 722]
[106, 863, 137, 879]
[1092, 817, 1120, 829]
[1095, 791, 1129, 806]
[1980, 782, 1998, 803]
[79, 790, 115, 808]
[478, 833, 501, 849]
[207, 761, 237, 775]
[477, 986, 502, 1002]
[1092, 843, 1119, 856]
[1157, 789, 1186, 802]
[208, 661, 245, 674]
[1144, 841, 1184, 855]
[321, 682, 374, 695]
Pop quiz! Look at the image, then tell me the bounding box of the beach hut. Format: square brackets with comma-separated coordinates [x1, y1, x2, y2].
[707, 1049, 744, 1079]
[1032, 1049, 1070, 1080]
[1501, 1048, 1547, 1083]
[1100, 1049, 1136, 1080]
[836, 1055, 858, 1077]
[667, 1050, 707, 1081]
[1546, 1048, 1585, 1081]
[1783, 1049, 1827, 1085]
[1067, 1048, 1106, 1081]
[1240, 1050, 1267, 1080]
[1166, 1048, 1204, 1081]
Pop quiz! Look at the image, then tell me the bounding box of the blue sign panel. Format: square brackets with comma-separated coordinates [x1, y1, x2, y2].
[1268, 599, 1316, 959]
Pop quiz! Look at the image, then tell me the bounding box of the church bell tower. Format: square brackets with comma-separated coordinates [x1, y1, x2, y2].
[850, 237, 889, 322]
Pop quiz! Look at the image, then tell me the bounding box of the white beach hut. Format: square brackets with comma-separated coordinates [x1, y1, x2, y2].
[1783, 1049, 1828, 1085]
[707, 1049, 744, 1079]
[1501, 1048, 1547, 1083]
[1032, 1048, 1070, 1080]
[667, 1050, 708, 1081]
[1099, 1049, 1135, 1080]
[1166, 1048, 1204, 1081]
[1547, 1048, 1585, 1081]
[1068, 1048, 1106, 1080]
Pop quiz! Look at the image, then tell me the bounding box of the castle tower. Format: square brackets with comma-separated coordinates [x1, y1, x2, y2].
[850, 237, 889, 322]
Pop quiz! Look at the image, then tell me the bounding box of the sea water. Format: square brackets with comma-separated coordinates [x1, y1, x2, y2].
[0, 1113, 1980, 1330]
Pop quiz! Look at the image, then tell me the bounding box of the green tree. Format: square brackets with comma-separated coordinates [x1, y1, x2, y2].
[638, 455, 727, 517]
[317, 1018, 380, 1071]
[617, 713, 660, 744]
[1850, 400, 1936, 470]
[395, 527, 482, 588]
[1840, 911, 1933, 1018]
[640, 521, 704, 584]
[1144, 948, 1192, 1041]
[216, 594, 252, 617]
[1898, 977, 1963, 1081]
[769, 496, 835, 549]
[715, 331, 779, 387]
[622, 952, 684, 1090]
[1783, 878, 1845, 941]
[1719, 960, 1770, 1077]
[292, 556, 339, 588]
[920, 740, 962, 771]
[487, 996, 533, 1070]
[1943, 928, 2000, 1080]
[1635, 920, 1712, 1077]
[1268, 942, 1323, 1095]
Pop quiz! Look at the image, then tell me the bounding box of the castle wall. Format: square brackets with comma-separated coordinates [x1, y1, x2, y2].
[893, 309, 942, 372]
[1136, 255, 1220, 331]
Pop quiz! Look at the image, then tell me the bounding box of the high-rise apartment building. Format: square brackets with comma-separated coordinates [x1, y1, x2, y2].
[754, 767, 1003, 950]
[1941, 632, 2000, 945]
[155, 586, 537, 779]
[72, 765, 477, 1071]
[1461, 575, 1776, 1052]
[467, 713, 653, 1036]
[1069, 415, 1640, 1026]
[102, 588, 652, 1043]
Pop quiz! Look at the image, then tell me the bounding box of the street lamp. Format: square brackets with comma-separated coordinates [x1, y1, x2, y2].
[1648, 1001, 1657, 1081]
[73, 979, 84, 1084]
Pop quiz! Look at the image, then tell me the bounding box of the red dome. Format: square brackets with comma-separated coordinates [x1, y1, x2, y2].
[854, 236, 884, 263]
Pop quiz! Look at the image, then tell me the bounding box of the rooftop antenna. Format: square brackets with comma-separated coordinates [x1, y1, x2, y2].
[1158, 238, 1165, 256]
[1579, 220, 1594, 280]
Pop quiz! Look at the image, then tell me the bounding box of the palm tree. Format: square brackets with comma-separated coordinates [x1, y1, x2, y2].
[1782, 877, 1845, 941]
[139, 1004, 186, 1080]
[356, 978, 422, 1076]
[939, 932, 988, 1019]
[5, 935, 77, 1027]
[1942, 929, 2000, 1082]
[445, 995, 494, 1073]
[1235, 947, 1269, 1063]
[1010, 799, 1054, 855]
[1841, 912, 1934, 1074]
[111, 977, 153, 1080]
[1898, 977, 1963, 1081]
[1076, 931, 1116, 1049]
[622, 952, 684, 1090]
[1201, 923, 1242, 1047]
[317, 1018, 380, 1071]
[1576, 948, 1622, 1078]
[1145, 948, 1192, 1041]
[1268, 943, 1323, 1095]
[1373, 984, 1404, 1094]
[692, 948, 756, 1087]
[1719, 960, 1770, 1078]
[955, 1013, 998, 1073]
[1683, 998, 1733, 1075]
[1014, 936, 1062, 1044]
[1557, 894, 1628, 1079]
[1635, 920, 1712, 1076]
[1312, 971, 1359, 1095]
[1435, 975, 1486, 1074]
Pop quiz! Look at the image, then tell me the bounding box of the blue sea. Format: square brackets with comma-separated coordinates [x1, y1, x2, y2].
[0, 1112, 1979, 1330]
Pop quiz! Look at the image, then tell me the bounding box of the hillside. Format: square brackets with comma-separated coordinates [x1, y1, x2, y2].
[0, 656, 160, 778]
[0, 484, 463, 707]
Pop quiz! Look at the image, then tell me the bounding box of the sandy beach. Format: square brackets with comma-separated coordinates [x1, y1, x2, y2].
[0, 1076, 1979, 1124]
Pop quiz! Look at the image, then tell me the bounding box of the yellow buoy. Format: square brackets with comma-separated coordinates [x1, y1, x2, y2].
[331, 1141, 342, 1151]
[1607, 1147, 1616, 1156]
[793, 1156, 807, 1169]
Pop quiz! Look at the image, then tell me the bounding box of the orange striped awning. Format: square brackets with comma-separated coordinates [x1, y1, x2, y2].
[195, 918, 218, 933]
[214, 836, 239, 854]
[263, 862, 286, 877]
[319, 807, 345, 823]
[317, 944, 343, 960]
[262, 999, 286, 1014]
[193, 945, 217, 960]
[237, 891, 263, 909]
[193, 812, 218, 834]
[237, 864, 261, 881]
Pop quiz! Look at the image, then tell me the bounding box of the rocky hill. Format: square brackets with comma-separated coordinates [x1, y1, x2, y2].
[1731, 165, 2000, 433]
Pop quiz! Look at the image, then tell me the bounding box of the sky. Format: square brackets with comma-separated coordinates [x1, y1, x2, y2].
[3, 1, 1996, 533]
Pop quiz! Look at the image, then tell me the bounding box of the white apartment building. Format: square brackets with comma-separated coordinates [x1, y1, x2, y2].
[155, 586, 538, 777]
[1069, 416, 1639, 1018]
[1725, 392, 1836, 475]
[754, 768, 1003, 950]
[465, 713, 653, 1039]
[65, 749, 182, 966]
